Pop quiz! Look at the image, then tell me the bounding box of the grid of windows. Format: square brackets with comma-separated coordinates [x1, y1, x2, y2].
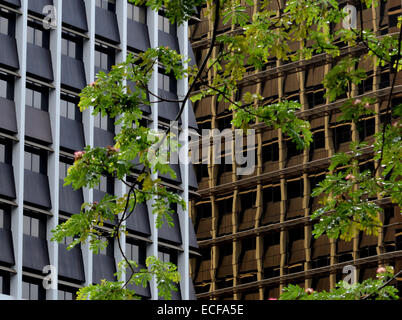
[127, 3, 146, 24]
[58, 288, 76, 300]
[94, 113, 110, 131]
[126, 241, 146, 265]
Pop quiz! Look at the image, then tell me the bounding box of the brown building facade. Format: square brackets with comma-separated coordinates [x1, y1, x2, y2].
[188, 0, 402, 300]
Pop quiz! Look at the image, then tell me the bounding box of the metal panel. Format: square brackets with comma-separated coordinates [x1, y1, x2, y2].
[127, 19, 150, 52]
[0, 97, 18, 134]
[62, 0, 88, 32]
[25, 106, 53, 144]
[158, 31, 179, 53]
[95, 7, 120, 44]
[58, 243, 85, 282]
[0, 162, 16, 199]
[23, 170, 52, 209]
[26, 44, 54, 82]
[0, 34, 19, 71]
[28, 0, 53, 16]
[92, 254, 116, 284]
[59, 179, 84, 215]
[60, 117, 85, 152]
[94, 127, 115, 148]
[158, 210, 182, 245]
[125, 202, 151, 236]
[0, 228, 15, 266]
[61, 55, 87, 91]
[22, 235, 50, 272]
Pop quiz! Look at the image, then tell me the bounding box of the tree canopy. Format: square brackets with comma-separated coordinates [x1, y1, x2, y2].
[52, 0, 402, 300]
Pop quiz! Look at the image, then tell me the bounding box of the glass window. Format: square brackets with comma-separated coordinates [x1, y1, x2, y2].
[0, 78, 6, 98]
[127, 3, 146, 24]
[95, 44, 115, 71]
[58, 289, 76, 300]
[59, 159, 72, 180]
[125, 241, 146, 265]
[24, 151, 40, 173]
[25, 83, 48, 111]
[27, 22, 49, 48]
[60, 95, 81, 121]
[0, 15, 8, 35]
[0, 207, 11, 230]
[23, 215, 40, 238]
[94, 113, 109, 131]
[22, 278, 45, 300]
[0, 271, 10, 295]
[158, 73, 171, 91]
[61, 33, 83, 60]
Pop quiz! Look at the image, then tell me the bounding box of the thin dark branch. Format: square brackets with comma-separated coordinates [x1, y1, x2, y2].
[361, 269, 402, 300]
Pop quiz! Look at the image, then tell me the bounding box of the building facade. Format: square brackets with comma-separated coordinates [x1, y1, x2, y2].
[0, 0, 200, 300]
[189, 0, 402, 299]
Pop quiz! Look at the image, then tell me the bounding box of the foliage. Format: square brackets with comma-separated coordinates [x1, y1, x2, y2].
[279, 267, 399, 300]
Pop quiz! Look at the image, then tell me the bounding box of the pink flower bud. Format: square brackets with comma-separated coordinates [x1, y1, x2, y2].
[74, 151, 85, 161]
[345, 174, 355, 180]
[305, 288, 314, 295]
[353, 99, 361, 105]
[268, 298, 277, 300]
[376, 267, 386, 274]
[364, 102, 370, 108]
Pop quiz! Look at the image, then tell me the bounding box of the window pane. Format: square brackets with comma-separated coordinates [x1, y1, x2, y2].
[23, 215, 30, 235]
[30, 283, 38, 300]
[31, 217, 39, 238]
[22, 282, 30, 300]
[33, 91, 41, 109]
[25, 88, 33, 107]
[0, 17, 8, 35]
[0, 144, 4, 163]
[0, 210, 3, 229]
[31, 153, 40, 173]
[61, 38, 68, 56]
[0, 78, 6, 98]
[60, 99, 67, 118]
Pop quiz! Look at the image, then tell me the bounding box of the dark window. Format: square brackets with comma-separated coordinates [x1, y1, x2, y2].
[333, 124, 351, 146]
[58, 288, 76, 300]
[0, 72, 14, 100]
[126, 240, 146, 265]
[287, 179, 303, 199]
[24, 147, 47, 174]
[96, 0, 116, 11]
[217, 115, 232, 130]
[262, 142, 279, 162]
[22, 277, 46, 300]
[0, 271, 10, 295]
[99, 236, 114, 256]
[158, 72, 176, 92]
[0, 206, 11, 229]
[60, 94, 81, 122]
[158, 14, 176, 35]
[96, 175, 114, 194]
[94, 113, 110, 131]
[62, 32, 83, 60]
[286, 140, 302, 158]
[95, 44, 115, 71]
[312, 131, 325, 150]
[0, 139, 12, 164]
[307, 85, 325, 109]
[127, 3, 146, 24]
[25, 82, 49, 111]
[358, 71, 373, 95]
[358, 118, 375, 141]
[27, 20, 49, 49]
[264, 186, 281, 202]
[0, 10, 15, 37]
[158, 248, 177, 265]
[23, 213, 46, 238]
[59, 157, 73, 180]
